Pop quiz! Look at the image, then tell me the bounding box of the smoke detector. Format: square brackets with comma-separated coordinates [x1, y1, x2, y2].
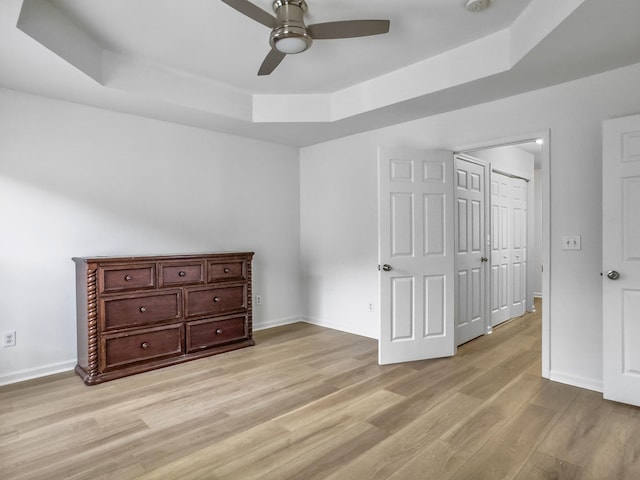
[465, 0, 491, 12]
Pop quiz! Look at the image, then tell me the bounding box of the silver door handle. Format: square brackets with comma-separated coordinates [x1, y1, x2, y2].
[607, 270, 620, 280]
[380, 264, 392, 272]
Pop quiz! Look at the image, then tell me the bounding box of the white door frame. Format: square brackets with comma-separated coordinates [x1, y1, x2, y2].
[455, 130, 551, 379]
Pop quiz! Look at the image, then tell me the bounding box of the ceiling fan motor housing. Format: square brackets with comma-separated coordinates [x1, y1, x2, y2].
[270, 0, 313, 53]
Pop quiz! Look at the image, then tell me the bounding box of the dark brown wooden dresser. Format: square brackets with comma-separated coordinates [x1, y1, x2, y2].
[73, 252, 255, 385]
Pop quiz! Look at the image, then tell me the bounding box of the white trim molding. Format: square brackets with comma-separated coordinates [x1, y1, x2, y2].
[549, 370, 603, 393]
[0, 360, 76, 387]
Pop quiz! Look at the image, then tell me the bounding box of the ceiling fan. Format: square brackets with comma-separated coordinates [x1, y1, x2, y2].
[220, 0, 391, 76]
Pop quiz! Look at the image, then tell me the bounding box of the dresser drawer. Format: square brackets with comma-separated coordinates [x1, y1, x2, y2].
[186, 315, 248, 353]
[208, 259, 246, 283]
[184, 284, 247, 319]
[99, 264, 156, 293]
[101, 290, 181, 331]
[159, 261, 205, 287]
[102, 325, 182, 371]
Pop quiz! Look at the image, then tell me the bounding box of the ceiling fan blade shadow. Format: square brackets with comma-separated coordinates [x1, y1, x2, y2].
[258, 49, 287, 76]
[220, 0, 278, 28]
[308, 20, 390, 39]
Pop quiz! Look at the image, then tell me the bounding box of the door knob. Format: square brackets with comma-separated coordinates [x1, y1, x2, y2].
[607, 270, 620, 280]
[381, 264, 392, 272]
[481, 257, 488, 263]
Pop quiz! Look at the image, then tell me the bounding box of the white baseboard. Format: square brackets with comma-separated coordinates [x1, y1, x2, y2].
[254, 314, 376, 339]
[302, 316, 377, 339]
[0, 360, 76, 387]
[549, 370, 603, 393]
[533, 292, 543, 298]
[254, 314, 377, 340]
[252, 316, 304, 331]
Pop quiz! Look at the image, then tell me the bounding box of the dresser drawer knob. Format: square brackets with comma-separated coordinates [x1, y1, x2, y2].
[141, 342, 149, 349]
[124, 274, 132, 281]
[216, 328, 223, 335]
[139, 306, 147, 313]
[178, 271, 186, 277]
[213, 297, 221, 303]
[224, 268, 230, 273]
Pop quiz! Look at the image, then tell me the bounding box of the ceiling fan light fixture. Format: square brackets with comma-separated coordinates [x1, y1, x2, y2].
[274, 36, 309, 54]
[465, 0, 491, 12]
[270, 25, 312, 54]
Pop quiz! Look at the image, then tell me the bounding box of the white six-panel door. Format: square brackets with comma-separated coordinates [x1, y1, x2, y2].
[491, 173, 511, 326]
[603, 114, 640, 406]
[454, 156, 488, 345]
[510, 178, 528, 318]
[378, 148, 455, 364]
[490, 172, 528, 326]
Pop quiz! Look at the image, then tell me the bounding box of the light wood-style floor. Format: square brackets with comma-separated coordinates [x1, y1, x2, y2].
[2, 301, 640, 479]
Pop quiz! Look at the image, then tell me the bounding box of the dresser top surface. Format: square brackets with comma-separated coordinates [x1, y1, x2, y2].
[73, 252, 254, 265]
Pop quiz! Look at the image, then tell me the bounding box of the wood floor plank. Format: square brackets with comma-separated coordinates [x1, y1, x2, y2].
[385, 361, 479, 398]
[458, 365, 524, 400]
[274, 388, 405, 433]
[387, 373, 547, 480]
[277, 422, 389, 480]
[218, 421, 386, 480]
[325, 392, 483, 480]
[368, 365, 481, 434]
[578, 410, 640, 479]
[449, 403, 558, 480]
[536, 389, 615, 467]
[528, 378, 581, 413]
[386, 438, 470, 480]
[265, 364, 414, 436]
[442, 372, 546, 452]
[136, 422, 292, 479]
[513, 450, 582, 479]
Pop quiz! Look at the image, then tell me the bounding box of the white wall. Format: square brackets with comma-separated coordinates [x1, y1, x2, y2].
[299, 147, 380, 338]
[300, 61, 640, 392]
[472, 145, 535, 180]
[0, 89, 302, 385]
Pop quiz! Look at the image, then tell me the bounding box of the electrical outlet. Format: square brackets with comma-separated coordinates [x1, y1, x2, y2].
[2, 330, 16, 347]
[255, 295, 262, 306]
[562, 235, 581, 250]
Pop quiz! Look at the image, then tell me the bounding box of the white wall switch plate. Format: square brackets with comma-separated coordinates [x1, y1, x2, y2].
[562, 235, 581, 250]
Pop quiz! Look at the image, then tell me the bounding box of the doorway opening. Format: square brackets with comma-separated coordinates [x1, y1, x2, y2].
[376, 135, 550, 378]
[456, 133, 550, 378]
